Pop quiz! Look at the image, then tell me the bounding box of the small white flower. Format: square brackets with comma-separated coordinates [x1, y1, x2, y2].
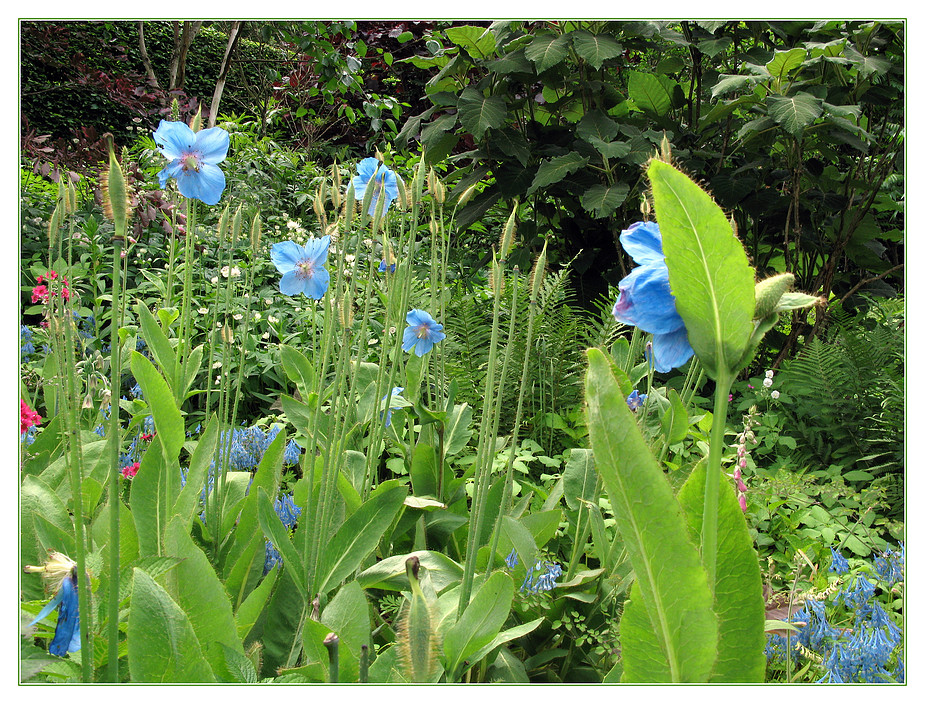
[287, 220, 299, 230]
[198, 307, 209, 315]
[212, 361, 222, 369]
[211, 276, 219, 284]
[233, 313, 243, 321]
[253, 312, 262, 321]
[268, 315, 279, 324]
[765, 370, 774, 379]
[771, 390, 780, 399]
[262, 332, 270, 339]
[762, 377, 773, 388]
[264, 298, 273, 306]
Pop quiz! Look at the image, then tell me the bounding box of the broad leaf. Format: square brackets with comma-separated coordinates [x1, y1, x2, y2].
[571, 30, 622, 69]
[627, 70, 672, 116]
[457, 87, 507, 140]
[678, 463, 766, 682]
[315, 482, 408, 595]
[528, 152, 589, 195]
[127, 568, 215, 682]
[442, 570, 514, 679]
[767, 93, 823, 137]
[524, 33, 570, 73]
[581, 183, 629, 218]
[130, 351, 184, 462]
[585, 348, 718, 682]
[647, 159, 755, 379]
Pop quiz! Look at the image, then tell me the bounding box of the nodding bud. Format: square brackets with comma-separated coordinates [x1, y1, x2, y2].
[250, 213, 262, 251]
[640, 193, 652, 220]
[754, 273, 795, 319]
[399, 554, 439, 682]
[103, 143, 130, 238]
[411, 160, 426, 206]
[221, 324, 233, 345]
[189, 105, 203, 132]
[499, 203, 518, 261]
[47, 204, 62, 251]
[530, 241, 548, 301]
[428, 169, 446, 204]
[406, 555, 421, 583]
[489, 258, 504, 296]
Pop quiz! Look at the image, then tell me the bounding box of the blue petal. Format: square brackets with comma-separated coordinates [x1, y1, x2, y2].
[356, 157, 380, 180]
[305, 235, 331, 265]
[302, 267, 330, 300]
[412, 337, 435, 356]
[28, 590, 63, 627]
[401, 326, 419, 352]
[48, 577, 80, 656]
[157, 161, 183, 190]
[173, 163, 225, 205]
[619, 221, 664, 266]
[278, 270, 304, 296]
[651, 327, 695, 373]
[271, 241, 306, 273]
[193, 126, 230, 164]
[153, 121, 195, 160]
[613, 263, 685, 334]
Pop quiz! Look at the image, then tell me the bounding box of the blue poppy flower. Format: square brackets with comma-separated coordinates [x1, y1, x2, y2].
[378, 259, 396, 274]
[352, 157, 399, 216]
[401, 309, 446, 357]
[271, 236, 331, 299]
[25, 552, 81, 657]
[626, 389, 647, 411]
[612, 221, 694, 373]
[381, 387, 405, 427]
[153, 121, 230, 205]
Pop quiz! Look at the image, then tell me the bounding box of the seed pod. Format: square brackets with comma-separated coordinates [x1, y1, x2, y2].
[499, 202, 518, 261]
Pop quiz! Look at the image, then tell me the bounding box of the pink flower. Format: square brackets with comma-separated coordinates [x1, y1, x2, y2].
[31, 284, 49, 304]
[21, 400, 42, 435]
[738, 494, 747, 513]
[121, 462, 140, 478]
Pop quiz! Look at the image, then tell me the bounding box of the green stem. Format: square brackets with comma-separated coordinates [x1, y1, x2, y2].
[702, 372, 733, 586]
[106, 238, 125, 682]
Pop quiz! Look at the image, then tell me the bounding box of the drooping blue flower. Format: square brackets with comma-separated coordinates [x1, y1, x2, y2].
[874, 543, 904, 586]
[830, 547, 850, 575]
[626, 389, 647, 411]
[352, 157, 399, 216]
[612, 221, 694, 373]
[381, 387, 405, 427]
[271, 236, 331, 299]
[378, 259, 396, 274]
[505, 549, 519, 569]
[402, 309, 446, 357]
[26, 552, 81, 657]
[153, 120, 229, 205]
[284, 439, 302, 466]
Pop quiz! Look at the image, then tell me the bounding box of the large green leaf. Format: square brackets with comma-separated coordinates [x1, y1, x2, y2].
[127, 568, 215, 682]
[130, 438, 171, 557]
[585, 348, 718, 682]
[528, 152, 589, 195]
[130, 350, 184, 462]
[164, 517, 243, 680]
[256, 486, 307, 602]
[765, 47, 807, 86]
[647, 159, 755, 379]
[677, 463, 766, 682]
[356, 550, 463, 592]
[135, 303, 178, 394]
[571, 30, 622, 69]
[627, 70, 672, 116]
[457, 86, 507, 140]
[444, 25, 496, 59]
[442, 570, 514, 679]
[581, 183, 629, 218]
[315, 482, 408, 595]
[767, 92, 823, 137]
[524, 33, 570, 73]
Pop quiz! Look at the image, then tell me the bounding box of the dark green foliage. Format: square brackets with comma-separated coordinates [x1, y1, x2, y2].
[777, 299, 904, 513]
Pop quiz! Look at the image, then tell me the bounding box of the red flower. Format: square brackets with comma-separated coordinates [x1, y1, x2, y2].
[31, 284, 49, 304]
[21, 400, 42, 435]
[121, 462, 140, 478]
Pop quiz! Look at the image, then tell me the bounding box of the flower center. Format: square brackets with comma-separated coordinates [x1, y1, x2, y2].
[295, 259, 315, 280]
[416, 324, 429, 339]
[181, 152, 201, 172]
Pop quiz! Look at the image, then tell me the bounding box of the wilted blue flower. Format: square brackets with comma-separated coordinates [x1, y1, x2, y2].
[25, 551, 81, 657]
[352, 157, 399, 216]
[402, 309, 446, 357]
[611, 221, 694, 373]
[381, 387, 405, 427]
[505, 549, 519, 569]
[153, 120, 229, 205]
[271, 237, 331, 299]
[264, 542, 282, 574]
[626, 389, 647, 411]
[830, 547, 850, 575]
[378, 259, 396, 274]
